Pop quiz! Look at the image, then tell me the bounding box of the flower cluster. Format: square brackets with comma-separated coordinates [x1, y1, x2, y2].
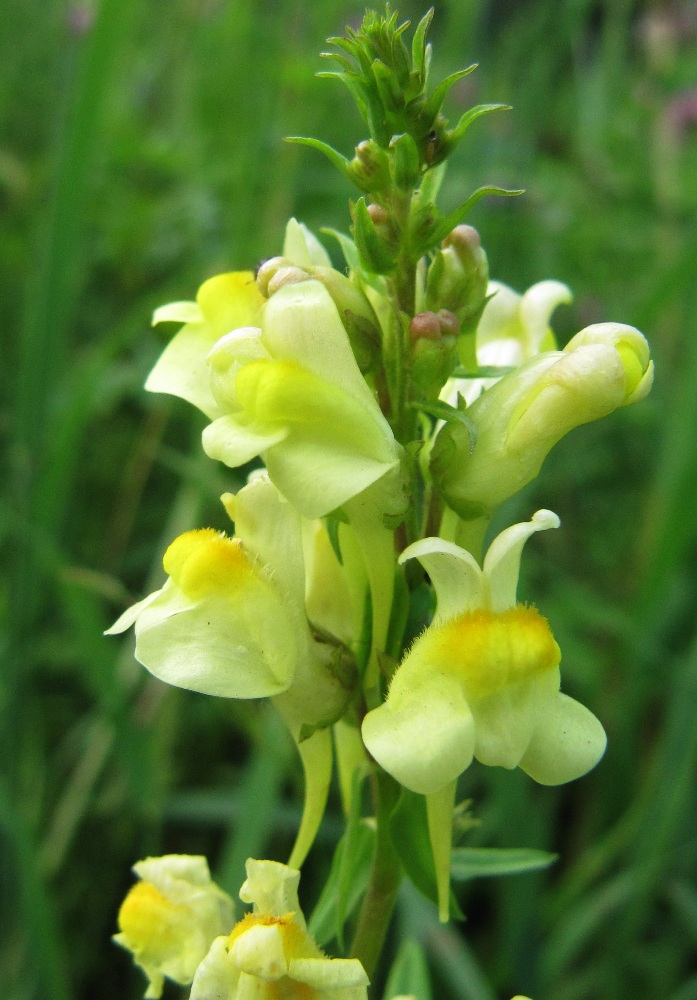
[109, 9, 653, 997]
[117, 856, 368, 1000]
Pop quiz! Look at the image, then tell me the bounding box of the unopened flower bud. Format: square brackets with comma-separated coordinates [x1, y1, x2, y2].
[256, 256, 291, 297]
[410, 310, 442, 342]
[410, 312, 459, 399]
[437, 309, 460, 336]
[348, 139, 391, 192]
[442, 224, 482, 255]
[267, 265, 312, 296]
[425, 226, 489, 333]
[366, 202, 390, 226]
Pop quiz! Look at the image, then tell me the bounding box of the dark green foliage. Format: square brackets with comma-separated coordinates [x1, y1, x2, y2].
[2, 1, 696, 998]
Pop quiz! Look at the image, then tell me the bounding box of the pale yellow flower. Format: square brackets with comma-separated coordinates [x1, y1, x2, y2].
[114, 855, 233, 998]
[189, 859, 369, 1000]
[363, 510, 606, 794]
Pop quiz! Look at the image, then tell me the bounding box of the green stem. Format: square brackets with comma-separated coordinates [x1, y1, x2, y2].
[350, 770, 403, 979]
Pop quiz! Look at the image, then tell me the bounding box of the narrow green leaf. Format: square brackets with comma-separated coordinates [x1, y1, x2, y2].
[321, 228, 360, 272]
[452, 364, 516, 378]
[450, 847, 558, 881]
[308, 771, 374, 949]
[390, 788, 438, 906]
[431, 186, 524, 245]
[421, 66, 478, 126]
[315, 71, 368, 122]
[451, 102, 512, 144]
[411, 8, 435, 78]
[319, 50, 354, 73]
[285, 136, 352, 180]
[353, 197, 397, 274]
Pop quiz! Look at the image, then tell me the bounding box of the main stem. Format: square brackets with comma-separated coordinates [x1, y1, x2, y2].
[350, 770, 403, 979]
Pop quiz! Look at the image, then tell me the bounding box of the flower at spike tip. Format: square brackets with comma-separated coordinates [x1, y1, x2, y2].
[189, 858, 369, 1000]
[114, 855, 234, 999]
[362, 510, 607, 795]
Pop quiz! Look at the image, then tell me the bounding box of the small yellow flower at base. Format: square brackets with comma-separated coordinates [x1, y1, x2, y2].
[190, 859, 369, 1000]
[362, 510, 607, 795]
[114, 855, 234, 999]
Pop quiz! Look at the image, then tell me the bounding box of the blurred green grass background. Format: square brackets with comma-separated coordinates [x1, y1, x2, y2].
[2, 1, 697, 998]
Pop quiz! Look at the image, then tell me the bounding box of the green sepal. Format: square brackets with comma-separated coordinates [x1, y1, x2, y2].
[298, 718, 337, 743]
[373, 57, 402, 117]
[321, 228, 360, 272]
[285, 136, 353, 184]
[308, 769, 374, 949]
[407, 200, 439, 256]
[353, 197, 397, 274]
[411, 8, 435, 80]
[325, 513, 345, 566]
[450, 847, 558, 880]
[385, 940, 433, 1000]
[417, 161, 447, 207]
[390, 132, 421, 189]
[316, 70, 369, 126]
[418, 65, 478, 135]
[390, 787, 464, 918]
[430, 185, 524, 246]
[430, 419, 487, 521]
[408, 398, 477, 441]
[448, 102, 512, 149]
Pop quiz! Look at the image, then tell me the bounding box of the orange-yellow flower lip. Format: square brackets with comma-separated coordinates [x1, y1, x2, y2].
[414, 605, 560, 700]
[163, 529, 257, 601]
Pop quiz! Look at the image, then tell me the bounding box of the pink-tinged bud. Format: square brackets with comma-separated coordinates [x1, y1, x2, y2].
[410, 311, 442, 342]
[437, 309, 460, 336]
[366, 202, 390, 226]
[442, 224, 481, 254]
